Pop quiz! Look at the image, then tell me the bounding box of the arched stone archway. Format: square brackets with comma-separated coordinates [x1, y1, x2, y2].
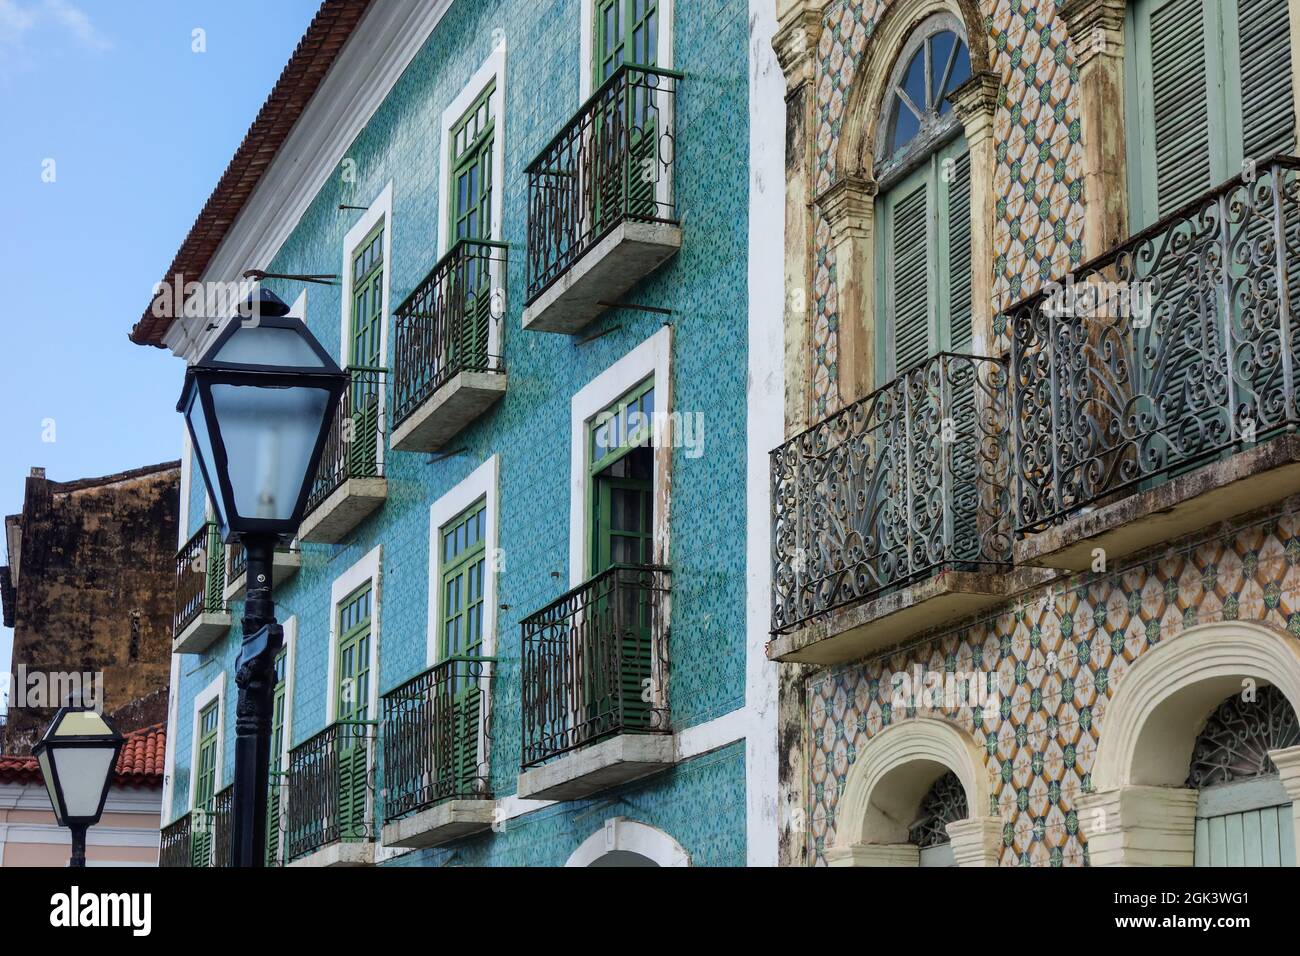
[565, 817, 690, 867]
[826, 716, 1002, 866]
[1080, 621, 1300, 866]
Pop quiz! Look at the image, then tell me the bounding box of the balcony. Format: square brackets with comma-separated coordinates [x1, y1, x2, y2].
[391, 239, 508, 452]
[381, 658, 495, 848]
[223, 540, 300, 601]
[769, 354, 1019, 666]
[297, 367, 388, 544]
[158, 785, 232, 867]
[1008, 156, 1300, 570]
[172, 522, 230, 655]
[517, 565, 673, 800]
[286, 721, 377, 867]
[522, 65, 681, 334]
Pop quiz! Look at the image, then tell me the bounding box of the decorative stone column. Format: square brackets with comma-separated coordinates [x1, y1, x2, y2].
[948, 71, 1000, 353]
[1062, 0, 1129, 257]
[1077, 785, 1199, 866]
[945, 816, 1004, 866]
[816, 175, 878, 407]
[1268, 745, 1300, 866]
[824, 843, 919, 867]
[773, 0, 824, 436]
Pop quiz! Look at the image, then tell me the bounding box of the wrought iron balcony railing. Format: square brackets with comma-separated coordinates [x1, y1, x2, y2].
[525, 64, 679, 304]
[392, 239, 507, 427]
[174, 521, 225, 637]
[305, 366, 386, 516]
[286, 720, 377, 861]
[159, 785, 233, 867]
[225, 541, 296, 590]
[382, 657, 494, 823]
[770, 353, 1012, 634]
[1009, 156, 1300, 533]
[520, 564, 671, 769]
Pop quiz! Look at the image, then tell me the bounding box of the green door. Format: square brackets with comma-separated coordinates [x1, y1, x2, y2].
[348, 226, 384, 479]
[587, 379, 656, 733]
[192, 701, 219, 867]
[439, 501, 487, 796]
[448, 83, 495, 376]
[335, 583, 372, 841]
[1195, 777, 1296, 866]
[266, 649, 287, 865]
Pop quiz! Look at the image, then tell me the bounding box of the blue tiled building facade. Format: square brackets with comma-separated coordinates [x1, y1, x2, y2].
[154, 0, 780, 868]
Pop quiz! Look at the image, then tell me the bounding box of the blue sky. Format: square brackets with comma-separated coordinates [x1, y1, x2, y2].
[0, 0, 321, 710]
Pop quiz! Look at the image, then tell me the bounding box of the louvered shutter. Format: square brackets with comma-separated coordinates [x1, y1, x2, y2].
[890, 183, 932, 374]
[1150, 0, 1214, 218]
[1238, 0, 1295, 161]
[944, 151, 974, 353]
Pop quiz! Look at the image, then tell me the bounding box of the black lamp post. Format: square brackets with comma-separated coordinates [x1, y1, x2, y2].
[178, 287, 346, 867]
[32, 705, 125, 867]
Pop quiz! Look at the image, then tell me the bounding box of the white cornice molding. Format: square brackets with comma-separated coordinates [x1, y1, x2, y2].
[165, 0, 454, 360]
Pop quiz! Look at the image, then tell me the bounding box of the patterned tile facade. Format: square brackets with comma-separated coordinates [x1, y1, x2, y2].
[809, 0, 1084, 416]
[807, 503, 1300, 866]
[167, 0, 753, 866]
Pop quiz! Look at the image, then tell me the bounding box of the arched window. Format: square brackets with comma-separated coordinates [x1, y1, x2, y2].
[873, 14, 974, 380]
[1126, 0, 1296, 228]
[908, 769, 968, 867]
[1187, 686, 1299, 866]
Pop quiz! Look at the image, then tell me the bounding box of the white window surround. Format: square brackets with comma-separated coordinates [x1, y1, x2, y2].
[565, 817, 689, 866]
[339, 183, 394, 471]
[578, 0, 675, 100]
[426, 454, 501, 666]
[325, 544, 384, 724]
[161, 653, 181, 820]
[280, 615, 299, 771]
[188, 672, 226, 811]
[568, 325, 672, 585]
[437, 43, 507, 256]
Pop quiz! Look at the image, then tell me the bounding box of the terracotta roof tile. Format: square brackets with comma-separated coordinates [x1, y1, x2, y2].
[0, 721, 166, 787]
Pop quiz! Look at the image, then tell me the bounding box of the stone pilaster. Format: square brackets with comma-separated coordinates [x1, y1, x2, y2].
[1078, 785, 1199, 866]
[1268, 745, 1300, 866]
[945, 815, 1004, 866]
[816, 174, 878, 406]
[824, 843, 920, 867]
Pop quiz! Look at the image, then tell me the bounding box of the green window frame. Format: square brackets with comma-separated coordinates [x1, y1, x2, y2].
[439, 500, 487, 662]
[349, 222, 385, 369]
[594, 0, 658, 81]
[874, 134, 973, 381]
[266, 649, 287, 865]
[1126, 0, 1295, 229]
[335, 582, 372, 840]
[449, 82, 495, 245]
[192, 700, 219, 866]
[587, 378, 655, 576]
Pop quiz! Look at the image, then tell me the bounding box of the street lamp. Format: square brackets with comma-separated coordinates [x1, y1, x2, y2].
[33, 706, 125, 867]
[178, 286, 346, 866]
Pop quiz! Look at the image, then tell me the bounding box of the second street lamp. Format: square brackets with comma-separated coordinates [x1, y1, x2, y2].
[178, 287, 346, 866]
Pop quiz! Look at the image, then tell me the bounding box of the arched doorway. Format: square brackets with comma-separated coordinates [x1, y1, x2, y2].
[565, 817, 689, 867]
[1081, 622, 1300, 866]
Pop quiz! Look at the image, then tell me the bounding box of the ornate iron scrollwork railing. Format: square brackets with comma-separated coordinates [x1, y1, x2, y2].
[305, 366, 386, 516]
[174, 521, 225, 636]
[520, 564, 671, 769]
[285, 720, 377, 861]
[770, 353, 1012, 634]
[525, 64, 680, 304]
[1009, 155, 1300, 533]
[392, 239, 507, 427]
[382, 657, 494, 823]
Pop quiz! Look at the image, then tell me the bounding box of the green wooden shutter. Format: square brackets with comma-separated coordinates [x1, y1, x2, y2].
[942, 150, 973, 353]
[1149, 0, 1215, 219]
[891, 183, 932, 375]
[1238, 0, 1296, 160]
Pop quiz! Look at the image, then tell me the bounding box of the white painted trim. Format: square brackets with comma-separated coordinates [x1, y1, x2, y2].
[565, 817, 689, 866]
[745, 0, 783, 869]
[568, 326, 672, 585]
[437, 43, 508, 256]
[326, 545, 384, 725]
[675, 707, 748, 761]
[280, 615, 298, 771]
[161, 652, 181, 820]
[426, 455, 501, 666]
[0, 784, 160, 814]
[339, 182, 393, 475]
[578, 0, 675, 100]
[177, 427, 193, 546]
[188, 672, 226, 811]
[165, 0, 455, 361]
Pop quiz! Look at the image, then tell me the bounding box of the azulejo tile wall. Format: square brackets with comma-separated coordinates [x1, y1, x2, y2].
[807, 504, 1300, 866]
[168, 0, 754, 865]
[809, 0, 1084, 417]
